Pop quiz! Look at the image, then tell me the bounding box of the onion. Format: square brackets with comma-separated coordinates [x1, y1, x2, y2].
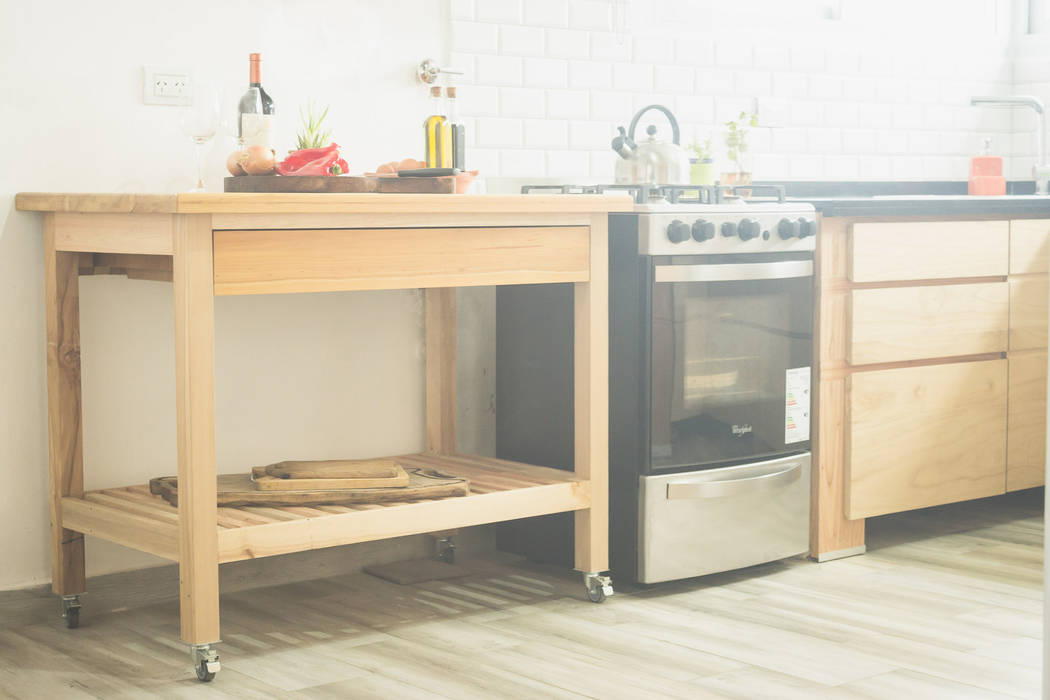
[226, 150, 248, 176]
[242, 145, 276, 175]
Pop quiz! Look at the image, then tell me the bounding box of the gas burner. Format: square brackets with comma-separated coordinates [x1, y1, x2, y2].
[521, 183, 785, 206]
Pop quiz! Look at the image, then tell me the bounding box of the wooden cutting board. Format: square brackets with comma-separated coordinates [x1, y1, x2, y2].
[250, 458, 410, 491]
[224, 175, 455, 194]
[149, 468, 469, 507]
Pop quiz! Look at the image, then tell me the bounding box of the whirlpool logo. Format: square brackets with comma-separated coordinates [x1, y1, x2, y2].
[731, 424, 753, 436]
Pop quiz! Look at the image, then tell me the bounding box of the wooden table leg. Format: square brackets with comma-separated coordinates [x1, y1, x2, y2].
[173, 215, 220, 645]
[44, 214, 86, 596]
[425, 288, 457, 454]
[574, 215, 609, 574]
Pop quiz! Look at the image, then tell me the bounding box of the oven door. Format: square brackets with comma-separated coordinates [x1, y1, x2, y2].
[648, 256, 813, 473]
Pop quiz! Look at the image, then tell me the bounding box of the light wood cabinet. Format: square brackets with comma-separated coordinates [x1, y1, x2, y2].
[846, 360, 1007, 519]
[1009, 276, 1049, 352]
[849, 221, 1008, 282]
[848, 282, 1008, 364]
[1010, 220, 1050, 274]
[1007, 352, 1047, 492]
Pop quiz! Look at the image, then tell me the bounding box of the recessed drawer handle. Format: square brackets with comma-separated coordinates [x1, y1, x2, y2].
[666, 463, 802, 499]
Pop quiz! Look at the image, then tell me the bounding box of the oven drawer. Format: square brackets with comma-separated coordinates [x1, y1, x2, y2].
[849, 221, 1008, 282]
[637, 454, 810, 583]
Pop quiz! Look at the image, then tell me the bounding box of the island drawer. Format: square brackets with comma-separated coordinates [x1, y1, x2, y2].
[848, 281, 1008, 365]
[849, 221, 1008, 282]
[846, 359, 1007, 519]
[1010, 220, 1050, 274]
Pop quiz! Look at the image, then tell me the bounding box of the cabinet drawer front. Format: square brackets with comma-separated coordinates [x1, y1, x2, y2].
[213, 226, 590, 295]
[1009, 276, 1049, 351]
[1010, 220, 1050, 274]
[849, 221, 1008, 282]
[849, 282, 1008, 365]
[847, 360, 1006, 519]
[1008, 353, 1047, 491]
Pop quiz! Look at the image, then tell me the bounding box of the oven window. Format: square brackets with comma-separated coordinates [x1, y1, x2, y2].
[650, 270, 813, 471]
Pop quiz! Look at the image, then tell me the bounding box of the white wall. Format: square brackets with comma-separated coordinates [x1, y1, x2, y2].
[451, 0, 1017, 182]
[0, 0, 453, 591]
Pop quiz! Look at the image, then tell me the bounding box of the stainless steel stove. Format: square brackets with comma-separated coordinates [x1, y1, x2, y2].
[498, 182, 816, 584]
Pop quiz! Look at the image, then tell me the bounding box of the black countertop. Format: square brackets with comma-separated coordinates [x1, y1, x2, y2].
[755, 181, 1050, 217]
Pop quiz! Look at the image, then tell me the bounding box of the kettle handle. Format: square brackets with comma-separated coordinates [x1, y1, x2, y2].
[627, 104, 681, 145]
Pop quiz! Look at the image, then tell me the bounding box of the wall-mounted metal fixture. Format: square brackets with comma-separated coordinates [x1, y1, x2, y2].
[417, 59, 464, 85]
[970, 94, 1050, 194]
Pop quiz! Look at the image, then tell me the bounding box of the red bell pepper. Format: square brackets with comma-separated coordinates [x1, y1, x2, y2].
[276, 143, 347, 176]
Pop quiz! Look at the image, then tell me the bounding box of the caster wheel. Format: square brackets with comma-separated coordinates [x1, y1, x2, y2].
[195, 661, 215, 683]
[587, 587, 606, 604]
[64, 608, 80, 629]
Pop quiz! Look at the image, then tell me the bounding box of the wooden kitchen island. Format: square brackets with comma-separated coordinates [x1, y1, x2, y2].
[15, 191, 632, 680]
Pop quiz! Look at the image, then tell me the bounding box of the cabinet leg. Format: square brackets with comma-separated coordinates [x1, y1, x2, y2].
[174, 214, 220, 645]
[44, 217, 86, 597]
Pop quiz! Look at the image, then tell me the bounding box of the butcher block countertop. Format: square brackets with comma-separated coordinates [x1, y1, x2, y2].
[14, 192, 635, 215]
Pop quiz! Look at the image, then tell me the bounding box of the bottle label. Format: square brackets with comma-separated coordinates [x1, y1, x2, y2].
[241, 113, 273, 148]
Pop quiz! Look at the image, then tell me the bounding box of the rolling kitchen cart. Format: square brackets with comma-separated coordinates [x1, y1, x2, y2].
[16, 192, 630, 681]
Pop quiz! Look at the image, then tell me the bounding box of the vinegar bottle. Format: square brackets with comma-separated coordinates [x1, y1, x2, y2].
[424, 86, 451, 167]
[446, 86, 466, 170]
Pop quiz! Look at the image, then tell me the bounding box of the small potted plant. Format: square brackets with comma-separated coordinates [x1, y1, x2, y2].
[689, 137, 715, 186]
[722, 111, 758, 193]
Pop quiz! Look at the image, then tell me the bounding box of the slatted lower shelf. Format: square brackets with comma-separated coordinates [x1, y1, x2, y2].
[60, 453, 590, 564]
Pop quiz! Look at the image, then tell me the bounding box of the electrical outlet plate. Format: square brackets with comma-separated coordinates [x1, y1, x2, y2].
[142, 66, 192, 106]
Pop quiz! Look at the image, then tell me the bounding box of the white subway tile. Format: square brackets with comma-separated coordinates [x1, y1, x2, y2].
[449, 53, 476, 84]
[569, 60, 613, 89]
[857, 102, 892, 129]
[546, 89, 590, 119]
[592, 91, 635, 121]
[546, 149, 591, 176]
[451, 0, 474, 20]
[716, 98, 756, 125]
[524, 0, 568, 26]
[858, 156, 892, 179]
[592, 32, 632, 61]
[716, 41, 753, 68]
[875, 130, 904, 155]
[500, 149, 547, 176]
[790, 47, 824, 73]
[655, 65, 695, 94]
[546, 28, 591, 58]
[477, 118, 524, 147]
[451, 21, 499, 54]
[569, 0, 612, 31]
[772, 73, 807, 99]
[939, 130, 976, 155]
[825, 47, 859, 74]
[908, 79, 940, 105]
[458, 85, 500, 116]
[823, 155, 860, 179]
[570, 121, 617, 150]
[476, 55, 523, 86]
[500, 87, 546, 117]
[876, 78, 908, 103]
[632, 93, 678, 115]
[696, 70, 734, 96]
[771, 127, 807, 153]
[842, 76, 876, 101]
[825, 102, 859, 128]
[790, 101, 823, 127]
[590, 150, 618, 179]
[734, 71, 772, 98]
[842, 129, 876, 155]
[469, 148, 500, 174]
[808, 127, 842, 153]
[754, 46, 789, 71]
[523, 57, 569, 88]
[859, 52, 894, 76]
[524, 118, 569, 147]
[500, 25, 545, 56]
[921, 156, 964, 180]
[789, 154, 825, 179]
[634, 36, 674, 64]
[674, 38, 715, 67]
[614, 62, 653, 91]
[476, 0, 521, 23]
[891, 104, 924, 129]
[674, 95, 715, 124]
[752, 153, 791, 179]
[907, 131, 939, 155]
[808, 75, 842, 100]
[891, 156, 924, 179]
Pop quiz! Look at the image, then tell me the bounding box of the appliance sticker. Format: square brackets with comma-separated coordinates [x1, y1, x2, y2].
[785, 366, 811, 444]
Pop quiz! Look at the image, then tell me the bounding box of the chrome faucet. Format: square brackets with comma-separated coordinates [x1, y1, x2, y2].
[970, 95, 1050, 194]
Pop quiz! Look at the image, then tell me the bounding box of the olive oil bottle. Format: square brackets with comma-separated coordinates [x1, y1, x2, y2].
[424, 86, 452, 168]
[446, 86, 466, 170]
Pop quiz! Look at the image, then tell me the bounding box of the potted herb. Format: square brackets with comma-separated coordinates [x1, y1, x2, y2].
[689, 137, 715, 186]
[722, 111, 758, 191]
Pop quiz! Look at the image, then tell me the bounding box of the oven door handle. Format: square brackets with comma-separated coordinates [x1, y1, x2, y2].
[666, 462, 802, 499]
[654, 260, 813, 283]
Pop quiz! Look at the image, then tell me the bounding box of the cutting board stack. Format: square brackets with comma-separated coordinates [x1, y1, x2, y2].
[150, 458, 469, 507]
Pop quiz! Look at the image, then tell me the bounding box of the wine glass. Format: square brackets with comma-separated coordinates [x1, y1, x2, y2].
[180, 83, 221, 192]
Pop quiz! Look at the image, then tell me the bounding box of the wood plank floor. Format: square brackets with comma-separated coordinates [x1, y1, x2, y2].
[0, 488, 1042, 699]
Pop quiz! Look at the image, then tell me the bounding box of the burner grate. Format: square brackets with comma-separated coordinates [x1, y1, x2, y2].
[520, 183, 783, 205]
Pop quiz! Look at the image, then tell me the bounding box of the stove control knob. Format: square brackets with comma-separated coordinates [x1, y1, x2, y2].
[738, 218, 760, 241]
[720, 221, 737, 237]
[691, 219, 716, 242]
[667, 219, 691, 243]
[777, 217, 801, 239]
[797, 218, 817, 238]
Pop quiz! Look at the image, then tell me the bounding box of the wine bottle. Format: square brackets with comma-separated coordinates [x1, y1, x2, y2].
[237, 52, 275, 148]
[446, 86, 466, 171]
[424, 86, 451, 168]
